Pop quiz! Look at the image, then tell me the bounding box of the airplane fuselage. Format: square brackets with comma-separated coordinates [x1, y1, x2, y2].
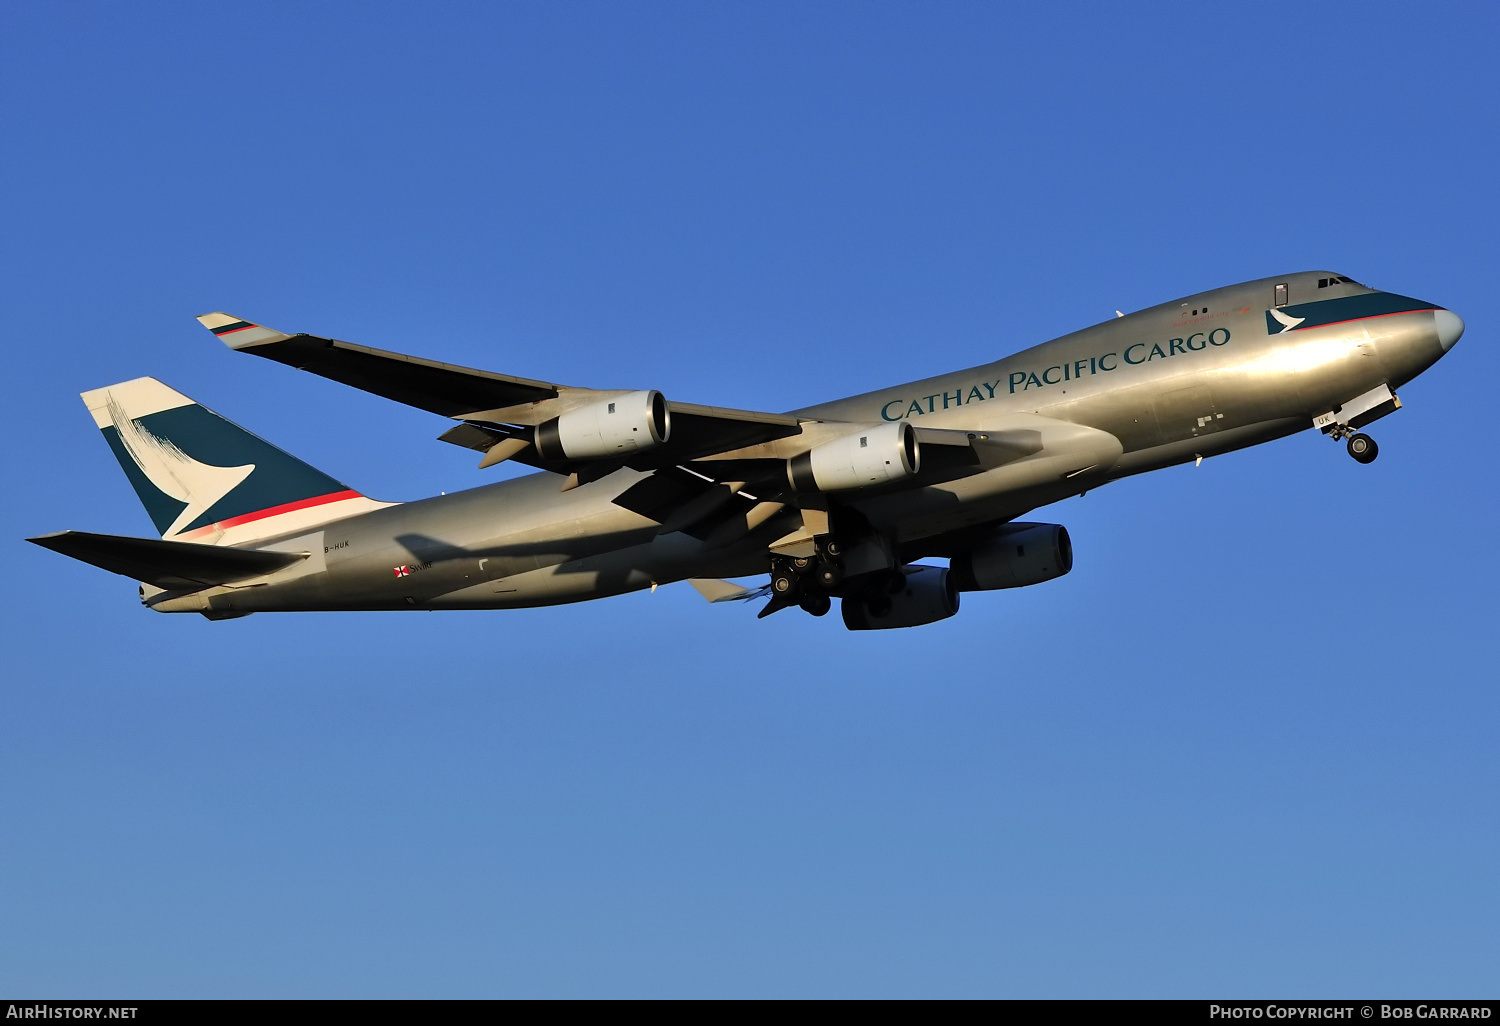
[143, 270, 1461, 617]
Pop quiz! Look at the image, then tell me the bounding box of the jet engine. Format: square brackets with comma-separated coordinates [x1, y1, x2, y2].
[787, 421, 919, 493]
[534, 390, 671, 460]
[950, 523, 1072, 591]
[841, 564, 959, 630]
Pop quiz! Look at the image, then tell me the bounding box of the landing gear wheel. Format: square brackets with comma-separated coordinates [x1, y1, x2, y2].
[799, 592, 831, 617]
[791, 556, 813, 571]
[821, 538, 844, 558]
[1347, 433, 1378, 464]
[772, 572, 796, 594]
[817, 564, 843, 590]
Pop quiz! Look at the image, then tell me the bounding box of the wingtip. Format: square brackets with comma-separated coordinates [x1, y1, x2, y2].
[195, 312, 289, 349]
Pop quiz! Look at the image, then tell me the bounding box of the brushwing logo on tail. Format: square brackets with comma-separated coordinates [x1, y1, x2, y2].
[105, 397, 255, 538]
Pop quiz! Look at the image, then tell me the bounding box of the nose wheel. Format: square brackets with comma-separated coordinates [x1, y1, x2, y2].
[1326, 421, 1379, 464]
[1346, 433, 1378, 464]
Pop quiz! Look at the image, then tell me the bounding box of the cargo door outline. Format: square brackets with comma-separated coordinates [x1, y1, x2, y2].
[1152, 384, 1224, 442]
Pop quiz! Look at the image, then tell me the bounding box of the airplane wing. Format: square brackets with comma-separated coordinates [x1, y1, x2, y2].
[195, 314, 1118, 555]
[198, 313, 804, 475]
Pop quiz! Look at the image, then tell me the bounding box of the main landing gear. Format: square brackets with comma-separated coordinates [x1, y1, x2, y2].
[763, 539, 845, 618]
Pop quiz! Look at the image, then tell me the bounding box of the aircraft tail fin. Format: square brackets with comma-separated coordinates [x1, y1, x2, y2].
[81, 377, 390, 545]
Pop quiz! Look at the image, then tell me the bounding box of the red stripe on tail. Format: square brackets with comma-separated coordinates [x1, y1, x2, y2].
[177, 489, 364, 538]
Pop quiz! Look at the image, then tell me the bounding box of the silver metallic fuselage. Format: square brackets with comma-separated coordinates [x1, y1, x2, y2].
[153, 271, 1459, 615]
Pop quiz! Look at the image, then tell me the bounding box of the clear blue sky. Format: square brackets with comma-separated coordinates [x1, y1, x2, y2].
[2, 1, 1496, 998]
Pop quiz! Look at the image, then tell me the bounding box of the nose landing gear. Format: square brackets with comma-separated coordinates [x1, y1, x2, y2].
[1346, 432, 1378, 464]
[1325, 422, 1379, 464]
[1315, 384, 1399, 465]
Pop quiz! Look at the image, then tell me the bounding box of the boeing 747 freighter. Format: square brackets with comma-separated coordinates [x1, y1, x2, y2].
[30, 272, 1464, 629]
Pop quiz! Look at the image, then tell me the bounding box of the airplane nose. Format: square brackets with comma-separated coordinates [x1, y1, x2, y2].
[1435, 309, 1465, 351]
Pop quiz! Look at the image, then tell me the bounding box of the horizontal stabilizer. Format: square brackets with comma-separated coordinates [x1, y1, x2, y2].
[28, 531, 306, 591]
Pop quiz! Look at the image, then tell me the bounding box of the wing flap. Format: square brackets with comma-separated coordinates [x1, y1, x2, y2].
[688, 578, 757, 603]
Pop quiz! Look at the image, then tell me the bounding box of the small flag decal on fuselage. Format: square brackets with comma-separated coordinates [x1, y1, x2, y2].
[393, 565, 410, 577]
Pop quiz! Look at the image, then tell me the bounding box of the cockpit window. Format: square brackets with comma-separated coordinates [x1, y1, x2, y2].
[1318, 276, 1360, 288]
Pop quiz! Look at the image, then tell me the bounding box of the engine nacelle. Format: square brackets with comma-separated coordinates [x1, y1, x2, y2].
[950, 523, 1072, 591]
[787, 421, 919, 493]
[841, 564, 959, 631]
[535, 390, 670, 461]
